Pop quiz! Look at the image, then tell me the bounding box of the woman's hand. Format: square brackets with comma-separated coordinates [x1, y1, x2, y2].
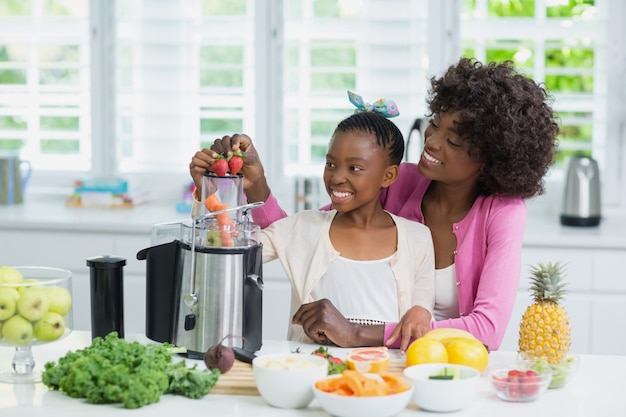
[385, 306, 432, 353]
[292, 299, 359, 347]
[189, 134, 270, 202]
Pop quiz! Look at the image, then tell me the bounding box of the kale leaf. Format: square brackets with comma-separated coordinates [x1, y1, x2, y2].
[42, 332, 220, 409]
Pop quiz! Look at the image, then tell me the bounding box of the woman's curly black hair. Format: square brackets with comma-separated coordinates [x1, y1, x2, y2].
[426, 57, 560, 198]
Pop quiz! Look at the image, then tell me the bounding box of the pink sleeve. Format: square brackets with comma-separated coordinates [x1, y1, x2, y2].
[249, 192, 288, 229]
[250, 192, 333, 229]
[383, 323, 401, 349]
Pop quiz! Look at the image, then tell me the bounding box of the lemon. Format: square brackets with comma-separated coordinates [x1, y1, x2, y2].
[445, 338, 489, 373]
[405, 337, 448, 367]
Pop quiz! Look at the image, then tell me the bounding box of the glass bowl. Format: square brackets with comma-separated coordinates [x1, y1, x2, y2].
[517, 351, 581, 389]
[0, 266, 73, 383]
[490, 366, 552, 402]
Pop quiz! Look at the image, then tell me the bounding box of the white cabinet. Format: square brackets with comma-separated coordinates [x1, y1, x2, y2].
[499, 246, 626, 356]
[0, 229, 151, 336]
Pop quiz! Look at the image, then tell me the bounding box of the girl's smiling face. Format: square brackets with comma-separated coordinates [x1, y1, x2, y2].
[323, 130, 395, 212]
[418, 111, 482, 186]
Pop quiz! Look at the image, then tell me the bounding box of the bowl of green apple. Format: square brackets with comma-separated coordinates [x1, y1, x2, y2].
[517, 351, 580, 389]
[0, 266, 73, 383]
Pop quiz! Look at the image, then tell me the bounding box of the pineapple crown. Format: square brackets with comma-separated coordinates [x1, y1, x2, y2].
[528, 261, 568, 304]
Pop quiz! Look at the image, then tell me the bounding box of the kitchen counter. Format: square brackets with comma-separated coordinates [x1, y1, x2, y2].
[1, 331, 624, 416]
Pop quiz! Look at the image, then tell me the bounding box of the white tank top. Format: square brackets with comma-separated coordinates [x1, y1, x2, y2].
[311, 254, 398, 324]
[433, 263, 460, 321]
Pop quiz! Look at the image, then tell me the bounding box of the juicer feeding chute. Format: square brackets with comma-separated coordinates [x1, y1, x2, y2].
[137, 173, 265, 359]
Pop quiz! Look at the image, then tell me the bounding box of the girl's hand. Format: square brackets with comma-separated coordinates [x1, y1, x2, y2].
[189, 134, 270, 202]
[292, 299, 358, 347]
[385, 306, 432, 353]
[189, 147, 217, 191]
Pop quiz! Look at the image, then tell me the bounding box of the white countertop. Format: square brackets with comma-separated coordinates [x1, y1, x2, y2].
[0, 198, 186, 234]
[1, 331, 624, 416]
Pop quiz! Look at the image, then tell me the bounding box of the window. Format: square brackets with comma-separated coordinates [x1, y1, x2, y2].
[460, 0, 620, 205]
[0, 0, 624, 209]
[0, 0, 90, 172]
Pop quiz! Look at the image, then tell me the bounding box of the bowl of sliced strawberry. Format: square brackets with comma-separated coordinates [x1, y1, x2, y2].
[490, 366, 552, 402]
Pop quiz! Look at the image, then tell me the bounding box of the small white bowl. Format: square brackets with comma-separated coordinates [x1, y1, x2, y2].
[252, 353, 328, 409]
[403, 363, 480, 412]
[312, 374, 414, 417]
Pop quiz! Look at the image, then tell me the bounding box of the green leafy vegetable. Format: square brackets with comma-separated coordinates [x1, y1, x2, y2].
[42, 332, 220, 409]
[311, 346, 348, 375]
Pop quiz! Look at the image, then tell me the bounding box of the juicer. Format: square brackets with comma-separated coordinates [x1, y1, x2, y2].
[137, 174, 264, 359]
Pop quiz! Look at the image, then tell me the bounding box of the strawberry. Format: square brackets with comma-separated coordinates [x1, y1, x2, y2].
[520, 369, 541, 397]
[228, 152, 245, 176]
[210, 155, 228, 176]
[506, 369, 523, 399]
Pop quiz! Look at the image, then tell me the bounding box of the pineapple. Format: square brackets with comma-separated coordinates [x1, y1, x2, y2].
[518, 261, 571, 364]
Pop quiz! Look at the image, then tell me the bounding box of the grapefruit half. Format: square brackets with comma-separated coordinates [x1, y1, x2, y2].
[346, 346, 390, 373]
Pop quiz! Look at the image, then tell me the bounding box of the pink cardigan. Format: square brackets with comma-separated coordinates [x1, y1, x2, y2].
[251, 163, 527, 350]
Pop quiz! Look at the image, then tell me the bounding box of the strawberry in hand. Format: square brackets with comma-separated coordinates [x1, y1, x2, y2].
[228, 152, 245, 176]
[210, 155, 229, 176]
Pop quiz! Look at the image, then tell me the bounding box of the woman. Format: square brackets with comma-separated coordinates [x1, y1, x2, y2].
[189, 57, 560, 351]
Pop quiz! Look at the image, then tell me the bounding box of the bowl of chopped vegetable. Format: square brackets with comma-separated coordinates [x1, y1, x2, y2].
[517, 351, 580, 389]
[403, 363, 480, 412]
[253, 353, 329, 409]
[490, 365, 552, 402]
[313, 370, 413, 417]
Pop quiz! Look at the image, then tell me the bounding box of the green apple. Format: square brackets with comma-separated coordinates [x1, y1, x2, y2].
[16, 279, 39, 295]
[0, 287, 19, 320]
[16, 287, 50, 321]
[45, 286, 72, 316]
[2, 315, 33, 345]
[34, 312, 66, 342]
[0, 266, 24, 284]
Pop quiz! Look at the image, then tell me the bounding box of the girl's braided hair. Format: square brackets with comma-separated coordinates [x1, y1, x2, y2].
[335, 111, 405, 166]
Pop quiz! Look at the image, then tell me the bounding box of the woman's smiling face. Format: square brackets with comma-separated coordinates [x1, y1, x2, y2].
[323, 130, 392, 212]
[418, 111, 482, 186]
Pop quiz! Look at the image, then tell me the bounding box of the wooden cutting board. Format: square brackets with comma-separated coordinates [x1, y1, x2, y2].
[211, 360, 259, 396]
[209, 359, 407, 396]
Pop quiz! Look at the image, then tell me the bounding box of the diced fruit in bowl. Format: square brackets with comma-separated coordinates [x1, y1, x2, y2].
[252, 353, 329, 409]
[517, 351, 580, 389]
[313, 370, 413, 417]
[490, 366, 552, 402]
[403, 363, 480, 412]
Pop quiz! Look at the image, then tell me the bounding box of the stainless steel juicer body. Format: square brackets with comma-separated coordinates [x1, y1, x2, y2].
[137, 238, 263, 359]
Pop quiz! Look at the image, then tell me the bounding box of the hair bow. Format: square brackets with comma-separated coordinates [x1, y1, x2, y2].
[347, 90, 400, 118]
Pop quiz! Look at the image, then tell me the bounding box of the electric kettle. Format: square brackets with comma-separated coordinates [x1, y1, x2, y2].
[560, 155, 601, 227]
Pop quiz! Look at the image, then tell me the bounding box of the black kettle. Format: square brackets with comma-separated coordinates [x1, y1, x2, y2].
[560, 155, 601, 227]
